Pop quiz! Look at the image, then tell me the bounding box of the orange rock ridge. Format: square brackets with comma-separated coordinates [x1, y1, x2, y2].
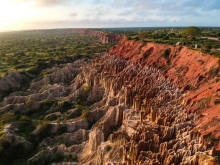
[108, 37, 220, 151]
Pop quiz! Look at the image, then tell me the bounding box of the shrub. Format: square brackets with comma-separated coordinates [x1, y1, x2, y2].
[84, 85, 91, 92]
[0, 112, 16, 125]
[214, 99, 220, 105]
[159, 65, 170, 72]
[81, 109, 90, 119]
[49, 151, 64, 163]
[0, 134, 31, 165]
[104, 145, 112, 152]
[63, 154, 77, 162]
[26, 97, 32, 105]
[32, 121, 51, 140]
[163, 48, 171, 59]
[208, 68, 219, 78]
[206, 134, 218, 144]
[198, 97, 212, 111]
[142, 53, 148, 58]
[75, 104, 85, 110]
[183, 26, 201, 39]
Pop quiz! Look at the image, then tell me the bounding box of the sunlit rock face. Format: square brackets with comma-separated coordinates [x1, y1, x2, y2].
[108, 38, 220, 155]
[78, 55, 218, 165]
[0, 37, 219, 165]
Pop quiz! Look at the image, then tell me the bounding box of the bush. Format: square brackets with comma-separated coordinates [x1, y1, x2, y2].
[0, 134, 31, 165]
[183, 26, 201, 39]
[16, 119, 36, 139]
[81, 109, 90, 119]
[163, 48, 171, 59]
[32, 121, 51, 140]
[142, 53, 148, 58]
[84, 85, 91, 92]
[214, 99, 220, 105]
[63, 154, 78, 162]
[49, 151, 64, 163]
[208, 68, 219, 78]
[104, 145, 112, 152]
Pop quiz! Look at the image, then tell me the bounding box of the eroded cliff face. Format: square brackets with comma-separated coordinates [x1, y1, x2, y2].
[78, 54, 219, 165]
[81, 30, 122, 44]
[0, 37, 219, 165]
[108, 38, 220, 151]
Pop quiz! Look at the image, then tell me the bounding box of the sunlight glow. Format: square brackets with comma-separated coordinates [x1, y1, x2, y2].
[0, 0, 219, 31]
[0, 1, 37, 31]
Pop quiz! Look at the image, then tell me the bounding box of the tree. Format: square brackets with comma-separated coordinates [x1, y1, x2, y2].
[138, 31, 149, 41]
[183, 26, 201, 39]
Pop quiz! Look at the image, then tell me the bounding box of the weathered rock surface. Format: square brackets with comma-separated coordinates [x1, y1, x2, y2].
[109, 38, 220, 152]
[81, 30, 122, 44]
[0, 37, 219, 165]
[0, 71, 29, 99]
[78, 54, 219, 165]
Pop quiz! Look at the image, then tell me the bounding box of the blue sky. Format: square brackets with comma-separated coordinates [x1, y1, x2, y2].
[0, 0, 220, 31]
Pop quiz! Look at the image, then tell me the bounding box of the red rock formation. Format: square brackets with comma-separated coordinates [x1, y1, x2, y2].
[108, 37, 220, 152]
[1, 34, 219, 164]
[78, 53, 219, 164]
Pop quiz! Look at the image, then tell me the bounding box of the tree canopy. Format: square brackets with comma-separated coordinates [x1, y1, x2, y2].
[183, 26, 201, 38]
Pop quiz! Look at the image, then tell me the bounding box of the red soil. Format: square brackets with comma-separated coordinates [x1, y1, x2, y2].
[108, 37, 220, 151]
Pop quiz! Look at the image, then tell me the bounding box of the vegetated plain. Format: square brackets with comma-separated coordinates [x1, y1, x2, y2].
[100, 27, 220, 58]
[0, 29, 113, 77]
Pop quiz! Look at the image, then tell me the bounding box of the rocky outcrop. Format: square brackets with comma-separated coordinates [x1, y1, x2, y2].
[0, 37, 219, 164]
[0, 71, 29, 99]
[81, 30, 122, 44]
[40, 129, 89, 147]
[78, 54, 219, 165]
[108, 38, 220, 152]
[100, 33, 122, 44]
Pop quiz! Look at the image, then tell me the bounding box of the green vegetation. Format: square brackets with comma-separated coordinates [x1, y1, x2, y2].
[84, 85, 92, 92]
[104, 145, 112, 152]
[81, 109, 90, 119]
[112, 27, 220, 60]
[142, 53, 148, 58]
[32, 120, 51, 139]
[0, 29, 113, 77]
[205, 133, 218, 145]
[183, 26, 201, 39]
[49, 151, 64, 163]
[214, 99, 220, 105]
[163, 48, 171, 59]
[63, 154, 78, 162]
[197, 96, 212, 111]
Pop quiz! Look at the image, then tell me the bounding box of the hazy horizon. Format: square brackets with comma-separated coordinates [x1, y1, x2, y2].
[0, 0, 220, 32]
[2, 26, 220, 33]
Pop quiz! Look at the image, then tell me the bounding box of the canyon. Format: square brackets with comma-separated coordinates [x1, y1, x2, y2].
[0, 31, 219, 165]
[79, 37, 220, 164]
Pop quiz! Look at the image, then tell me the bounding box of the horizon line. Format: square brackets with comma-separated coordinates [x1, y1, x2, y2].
[1, 26, 220, 33]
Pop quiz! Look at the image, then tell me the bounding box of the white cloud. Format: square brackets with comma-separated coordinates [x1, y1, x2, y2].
[1, 0, 220, 31]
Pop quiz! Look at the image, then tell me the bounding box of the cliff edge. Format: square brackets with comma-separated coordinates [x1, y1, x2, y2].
[78, 37, 220, 164]
[108, 37, 220, 151]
